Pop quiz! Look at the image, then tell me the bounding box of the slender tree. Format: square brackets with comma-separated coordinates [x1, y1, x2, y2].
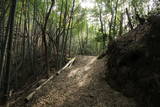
[0, 0, 17, 104]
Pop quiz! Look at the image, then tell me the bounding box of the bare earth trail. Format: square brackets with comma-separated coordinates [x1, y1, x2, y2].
[24, 56, 136, 107]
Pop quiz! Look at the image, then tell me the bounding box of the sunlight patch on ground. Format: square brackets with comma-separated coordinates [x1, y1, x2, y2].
[84, 66, 91, 71]
[68, 57, 96, 78]
[67, 57, 97, 88]
[68, 65, 91, 78]
[68, 68, 80, 77]
[78, 74, 91, 87]
[87, 57, 97, 65]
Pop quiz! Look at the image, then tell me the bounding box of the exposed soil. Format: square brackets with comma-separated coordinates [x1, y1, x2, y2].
[12, 56, 136, 107]
[106, 15, 160, 107]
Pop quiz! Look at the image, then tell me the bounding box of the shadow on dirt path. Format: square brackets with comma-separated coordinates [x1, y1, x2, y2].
[16, 56, 137, 107]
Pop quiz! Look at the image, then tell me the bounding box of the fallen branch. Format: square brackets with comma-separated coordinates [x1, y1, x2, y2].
[24, 57, 76, 102]
[56, 57, 76, 75]
[25, 75, 55, 102]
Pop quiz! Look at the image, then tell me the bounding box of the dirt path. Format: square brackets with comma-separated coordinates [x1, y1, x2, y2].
[23, 56, 136, 107]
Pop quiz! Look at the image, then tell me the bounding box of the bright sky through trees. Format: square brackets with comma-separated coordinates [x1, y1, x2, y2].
[80, 0, 95, 9]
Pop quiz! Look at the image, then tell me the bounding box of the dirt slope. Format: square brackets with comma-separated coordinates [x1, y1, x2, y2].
[15, 56, 136, 107]
[106, 15, 160, 106]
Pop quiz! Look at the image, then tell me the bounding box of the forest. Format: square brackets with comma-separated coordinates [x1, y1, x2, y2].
[0, 0, 160, 107]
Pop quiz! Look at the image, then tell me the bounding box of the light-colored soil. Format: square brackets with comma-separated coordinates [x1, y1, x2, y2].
[21, 56, 136, 107]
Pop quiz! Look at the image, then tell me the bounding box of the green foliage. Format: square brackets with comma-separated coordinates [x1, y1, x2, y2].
[95, 31, 107, 42]
[148, 6, 160, 16]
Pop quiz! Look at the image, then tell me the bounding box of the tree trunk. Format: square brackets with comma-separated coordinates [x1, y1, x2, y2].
[0, 0, 17, 105]
[126, 8, 133, 30]
[99, 7, 105, 50]
[119, 13, 124, 36]
[42, 0, 55, 76]
[109, 9, 114, 41]
[113, 0, 119, 37]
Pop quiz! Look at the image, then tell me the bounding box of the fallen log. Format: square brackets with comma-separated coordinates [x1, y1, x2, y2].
[24, 57, 76, 102]
[56, 57, 76, 75]
[24, 75, 55, 102]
